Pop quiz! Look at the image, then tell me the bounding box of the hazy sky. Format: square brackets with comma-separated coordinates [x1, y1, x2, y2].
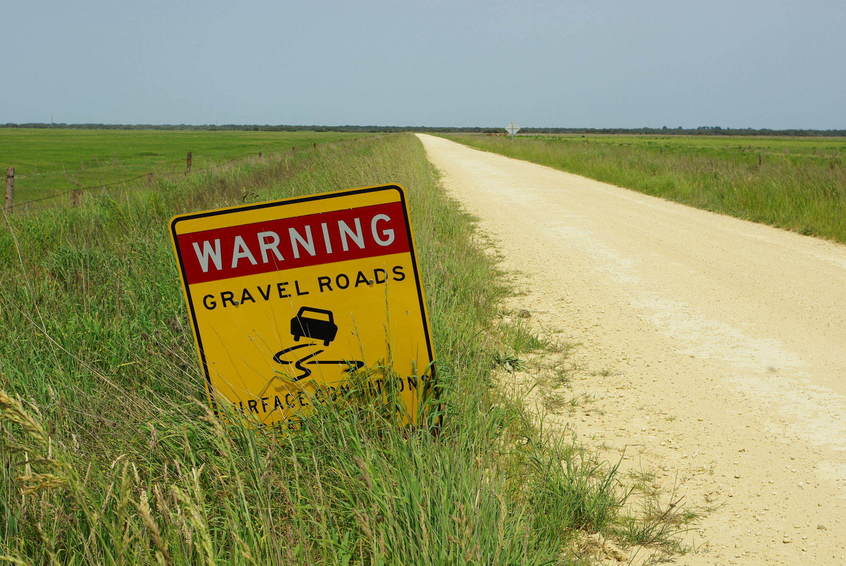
[3, 0, 844, 128]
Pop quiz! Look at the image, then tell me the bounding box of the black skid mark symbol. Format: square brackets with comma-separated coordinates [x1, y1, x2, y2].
[273, 343, 316, 381]
[293, 348, 324, 380]
[273, 343, 312, 363]
[273, 343, 365, 382]
[310, 359, 365, 372]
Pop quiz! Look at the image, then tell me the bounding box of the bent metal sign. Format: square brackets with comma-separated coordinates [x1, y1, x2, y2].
[169, 185, 434, 429]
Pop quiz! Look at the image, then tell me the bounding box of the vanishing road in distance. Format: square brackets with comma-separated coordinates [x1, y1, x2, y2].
[419, 133, 846, 565]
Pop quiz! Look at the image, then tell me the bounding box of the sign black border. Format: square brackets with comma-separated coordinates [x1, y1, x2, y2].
[169, 184, 436, 424]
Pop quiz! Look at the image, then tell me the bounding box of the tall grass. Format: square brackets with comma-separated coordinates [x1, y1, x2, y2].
[444, 134, 846, 243]
[1, 134, 674, 564]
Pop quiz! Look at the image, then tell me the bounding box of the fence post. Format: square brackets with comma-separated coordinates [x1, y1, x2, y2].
[186, 151, 193, 175]
[258, 151, 263, 159]
[5, 167, 13, 212]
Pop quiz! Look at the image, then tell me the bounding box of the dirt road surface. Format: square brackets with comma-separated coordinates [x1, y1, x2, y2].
[418, 134, 846, 565]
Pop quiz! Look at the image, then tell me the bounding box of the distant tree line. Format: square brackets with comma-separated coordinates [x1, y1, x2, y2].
[521, 126, 846, 137]
[0, 123, 494, 133]
[2, 123, 844, 137]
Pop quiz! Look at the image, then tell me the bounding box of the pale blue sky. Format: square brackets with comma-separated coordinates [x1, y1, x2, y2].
[3, 0, 844, 128]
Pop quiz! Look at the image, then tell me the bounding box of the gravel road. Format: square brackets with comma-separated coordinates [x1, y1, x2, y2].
[418, 134, 846, 565]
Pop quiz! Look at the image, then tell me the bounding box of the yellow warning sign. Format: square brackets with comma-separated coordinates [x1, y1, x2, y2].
[169, 184, 434, 430]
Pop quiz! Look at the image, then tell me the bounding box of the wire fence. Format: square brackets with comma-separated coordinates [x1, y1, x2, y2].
[3, 134, 387, 215]
[8, 172, 152, 209]
[3, 144, 318, 213]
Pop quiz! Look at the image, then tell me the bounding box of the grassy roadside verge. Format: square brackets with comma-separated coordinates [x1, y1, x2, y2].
[442, 134, 846, 243]
[1, 134, 679, 564]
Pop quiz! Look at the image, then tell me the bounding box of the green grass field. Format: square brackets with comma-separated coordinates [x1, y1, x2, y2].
[0, 133, 684, 564]
[528, 133, 846, 155]
[1, 128, 365, 208]
[443, 133, 846, 243]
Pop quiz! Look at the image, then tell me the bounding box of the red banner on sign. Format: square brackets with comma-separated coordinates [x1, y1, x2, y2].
[176, 201, 409, 284]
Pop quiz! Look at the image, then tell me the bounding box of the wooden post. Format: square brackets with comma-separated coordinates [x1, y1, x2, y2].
[5, 167, 13, 212]
[313, 143, 317, 150]
[186, 151, 193, 174]
[258, 151, 263, 159]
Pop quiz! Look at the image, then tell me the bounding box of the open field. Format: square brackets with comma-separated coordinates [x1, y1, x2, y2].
[0, 128, 366, 208]
[0, 133, 680, 564]
[443, 133, 846, 243]
[516, 133, 846, 156]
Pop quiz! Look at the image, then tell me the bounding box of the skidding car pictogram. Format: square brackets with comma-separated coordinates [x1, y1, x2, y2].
[290, 307, 338, 346]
